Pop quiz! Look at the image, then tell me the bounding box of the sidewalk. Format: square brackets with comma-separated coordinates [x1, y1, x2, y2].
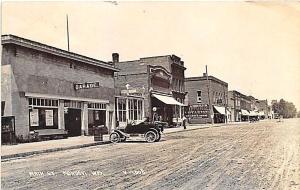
[1, 122, 238, 160]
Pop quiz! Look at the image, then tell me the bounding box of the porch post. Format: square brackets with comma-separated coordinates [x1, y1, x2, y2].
[179, 105, 182, 118]
[58, 100, 65, 130]
[81, 102, 88, 135]
[126, 98, 129, 123]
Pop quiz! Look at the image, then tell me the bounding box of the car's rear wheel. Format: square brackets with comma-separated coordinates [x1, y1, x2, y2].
[145, 131, 157, 143]
[155, 132, 161, 142]
[110, 132, 120, 143]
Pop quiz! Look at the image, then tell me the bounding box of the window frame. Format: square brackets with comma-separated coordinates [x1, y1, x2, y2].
[197, 90, 202, 103]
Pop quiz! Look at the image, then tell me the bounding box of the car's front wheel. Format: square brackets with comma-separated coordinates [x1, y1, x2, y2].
[145, 131, 157, 143]
[110, 132, 120, 143]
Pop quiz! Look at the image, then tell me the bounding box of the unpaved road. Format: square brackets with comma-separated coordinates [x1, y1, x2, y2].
[2, 119, 300, 190]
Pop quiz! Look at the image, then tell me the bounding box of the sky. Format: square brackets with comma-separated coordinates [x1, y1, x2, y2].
[2, 1, 300, 110]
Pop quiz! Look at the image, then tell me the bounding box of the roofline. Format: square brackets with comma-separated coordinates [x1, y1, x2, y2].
[1, 34, 120, 72]
[140, 55, 171, 59]
[116, 55, 172, 64]
[185, 76, 228, 86]
[228, 90, 253, 100]
[116, 54, 186, 70]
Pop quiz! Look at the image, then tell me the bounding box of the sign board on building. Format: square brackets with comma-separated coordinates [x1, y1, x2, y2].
[74, 82, 100, 90]
[185, 104, 210, 119]
[45, 110, 54, 126]
[121, 88, 144, 97]
[30, 109, 39, 126]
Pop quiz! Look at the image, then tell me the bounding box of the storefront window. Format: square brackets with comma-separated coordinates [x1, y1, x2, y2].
[118, 98, 126, 122]
[128, 99, 143, 121]
[117, 97, 143, 122]
[138, 100, 143, 120]
[88, 103, 106, 110]
[88, 110, 106, 127]
[28, 98, 58, 130]
[129, 99, 133, 121]
[65, 100, 84, 109]
[134, 99, 138, 120]
[29, 98, 58, 107]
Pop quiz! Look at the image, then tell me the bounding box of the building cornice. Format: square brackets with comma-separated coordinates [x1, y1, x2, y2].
[1, 34, 120, 72]
[185, 76, 228, 87]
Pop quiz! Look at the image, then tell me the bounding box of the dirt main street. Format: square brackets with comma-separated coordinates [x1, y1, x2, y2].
[1, 119, 300, 190]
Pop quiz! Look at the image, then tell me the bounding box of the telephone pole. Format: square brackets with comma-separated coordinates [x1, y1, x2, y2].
[223, 84, 228, 123]
[206, 65, 214, 124]
[66, 14, 70, 51]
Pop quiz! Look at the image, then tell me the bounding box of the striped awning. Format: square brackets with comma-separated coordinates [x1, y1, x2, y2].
[152, 94, 184, 106]
[241, 109, 250, 116]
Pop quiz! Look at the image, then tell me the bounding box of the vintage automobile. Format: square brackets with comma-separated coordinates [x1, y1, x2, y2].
[110, 119, 165, 143]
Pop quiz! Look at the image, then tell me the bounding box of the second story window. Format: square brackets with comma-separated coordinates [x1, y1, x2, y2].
[197, 90, 202, 103]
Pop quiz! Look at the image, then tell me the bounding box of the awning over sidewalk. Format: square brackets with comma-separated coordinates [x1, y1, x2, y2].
[241, 109, 250, 116]
[152, 94, 184, 106]
[213, 106, 226, 115]
[249, 111, 258, 116]
[213, 106, 231, 115]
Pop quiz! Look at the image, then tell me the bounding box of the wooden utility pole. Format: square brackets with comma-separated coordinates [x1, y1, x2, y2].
[206, 65, 214, 124]
[223, 84, 228, 123]
[66, 14, 70, 51]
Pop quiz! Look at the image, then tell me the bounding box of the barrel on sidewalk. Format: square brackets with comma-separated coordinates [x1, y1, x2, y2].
[93, 125, 108, 142]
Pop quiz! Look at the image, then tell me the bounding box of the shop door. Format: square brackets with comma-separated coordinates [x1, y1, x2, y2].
[65, 109, 81, 136]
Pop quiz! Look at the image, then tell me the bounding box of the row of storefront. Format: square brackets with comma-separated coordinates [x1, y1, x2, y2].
[235, 109, 266, 122]
[1, 35, 271, 140]
[184, 75, 270, 124]
[228, 90, 269, 122]
[1, 35, 187, 139]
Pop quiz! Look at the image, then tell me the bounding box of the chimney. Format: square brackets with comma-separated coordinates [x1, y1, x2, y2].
[112, 53, 119, 63]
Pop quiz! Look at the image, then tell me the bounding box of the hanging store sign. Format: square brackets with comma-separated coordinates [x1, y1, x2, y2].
[45, 110, 54, 126]
[74, 82, 100, 90]
[30, 109, 39, 126]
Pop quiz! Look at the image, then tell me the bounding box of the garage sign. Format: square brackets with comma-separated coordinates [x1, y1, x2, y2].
[74, 82, 100, 90]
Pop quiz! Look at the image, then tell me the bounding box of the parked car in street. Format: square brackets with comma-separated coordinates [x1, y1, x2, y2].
[110, 119, 165, 143]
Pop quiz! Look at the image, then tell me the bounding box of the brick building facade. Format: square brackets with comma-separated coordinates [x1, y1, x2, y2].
[114, 54, 186, 127]
[256, 99, 268, 119]
[185, 74, 229, 124]
[1, 35, 118, 139]
[228, 91, 268, 122]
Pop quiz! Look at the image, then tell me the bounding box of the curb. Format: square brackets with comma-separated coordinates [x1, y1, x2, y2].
[1, 122, 242, 161]
[164, 126, 211, 134]
[163, 123, 231, 134]
[1, 141, 111, 161]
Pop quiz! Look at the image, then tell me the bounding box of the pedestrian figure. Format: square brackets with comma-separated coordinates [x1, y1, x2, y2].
[182, 115, 187, 129]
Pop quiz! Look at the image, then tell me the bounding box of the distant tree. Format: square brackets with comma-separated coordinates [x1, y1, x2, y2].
[297, 111, 300, 118]
[272, 99, 297, 118]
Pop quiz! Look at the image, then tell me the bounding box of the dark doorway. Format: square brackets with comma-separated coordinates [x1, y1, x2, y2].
[1, 101, 5, 116]
[88, 110, 106, 135]
[65, 109, 82, 136]
[151, 97, 173, 125]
